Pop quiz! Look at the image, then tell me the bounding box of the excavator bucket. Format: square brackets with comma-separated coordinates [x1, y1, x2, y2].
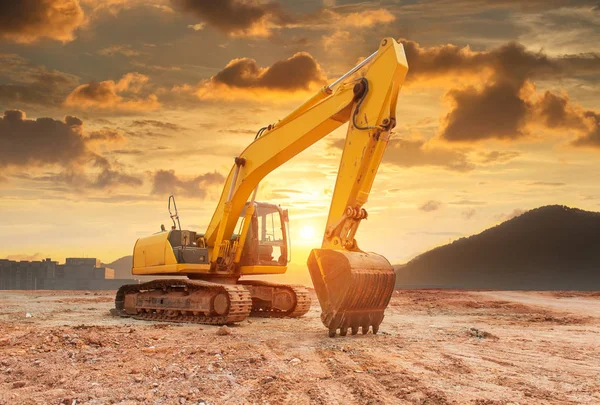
[307, 249, 396, 337]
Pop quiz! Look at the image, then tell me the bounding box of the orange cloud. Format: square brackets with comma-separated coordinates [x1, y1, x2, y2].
[65, 73, 160, 111]
[322, 8, 395, 28]
[171, 0, 289, 38]
[151, 170, 225, 198]
[195, 52, 327, 100]
[171, 0, 395, 38]
[0, 109, 142, 191]
[400, 40, 600, 145]
[0, 0, 85, 43]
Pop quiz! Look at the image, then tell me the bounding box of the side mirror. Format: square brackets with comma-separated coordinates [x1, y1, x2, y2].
[282, 209, 289, 222]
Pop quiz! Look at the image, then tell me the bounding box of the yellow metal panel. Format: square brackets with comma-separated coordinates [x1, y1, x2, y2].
[132, 263, 211, 275]
[132, 232, 178, 272]
[239, 265, 288, 275]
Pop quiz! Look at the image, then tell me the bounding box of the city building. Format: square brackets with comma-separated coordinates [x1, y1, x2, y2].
[0, 257, 136, 290]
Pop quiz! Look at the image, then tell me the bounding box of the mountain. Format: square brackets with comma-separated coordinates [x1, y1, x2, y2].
[103, 256, 133, 280]
[395, 205, 600, 290]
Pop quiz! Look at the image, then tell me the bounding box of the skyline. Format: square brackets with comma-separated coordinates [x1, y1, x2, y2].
[1, 0, 599, 277]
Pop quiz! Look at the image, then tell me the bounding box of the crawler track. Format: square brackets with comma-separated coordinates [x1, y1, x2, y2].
[239, 280, 312, 318]
[114, 279, 252, 325]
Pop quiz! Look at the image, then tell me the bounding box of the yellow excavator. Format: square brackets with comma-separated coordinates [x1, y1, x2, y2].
[115, 38, 408, 337]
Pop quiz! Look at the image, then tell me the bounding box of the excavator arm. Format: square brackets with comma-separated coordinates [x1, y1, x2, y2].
[204, 38, 408, 336]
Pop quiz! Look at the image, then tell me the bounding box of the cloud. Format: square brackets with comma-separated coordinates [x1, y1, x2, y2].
[130, 120, 186, 131]
[0, 110, 88, 169]
[571, 111, 600, 148]
[0, 53, 80, 107]
[419, 200, 442, 212]
[529, 92, 600, 148]
[91, 167, 143, 189]
[401, 39, 600, 144]
[495, 208, 526, 222]
[441, 81, 530, 141]
[0, 109, 141, 191]
[65, 73, 160, 111]
[98, 44, 145, 57]
[187, 23, 206, 31]
[331, 137, 474, 172]
[34, 167, 143, 190]
[528, 182, 566, 186]
[171, 1, 395, 38]
[308, 8, 396, 29]
[462, 208, 477, 220]
[196, 52, 327, 99]
[151, 170, 225, 198]
[86, 128, 126, 145]
[171, 0, 290, 38]
[385, 138, 475, 172]
[479, 150, 521, 164]
[535, 91, 587, 130]
[449, 199, 486, 206]
[0, 0, 85, 43]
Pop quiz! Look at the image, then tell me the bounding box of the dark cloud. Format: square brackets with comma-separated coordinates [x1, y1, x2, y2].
[130, 120, 186, 131]
[400, 39, 599, 85]
[331, 138, 474, 172]
[0, 0, 85, 43]
[151, 170, 225, 198]
[171, 0, 290, 37]
[535, 91, 586, 130]
[479, 151, 520, 164]
[0, 110, 141, 190]
[449, 200, 486, 206]
[92, 168, 143, 189]
[65, 73, 160, 111]
[462, 208, 477, 220]
[442, 81, 529, 141]
[210, 52, 326, 91]
[217, 129, 256, 135]
[111, 149, 143, 155]
[419, 200, 442, 212]
[572, 111, 600, 148]
[29, 168, 143, 191]
[385, 139, 474, 172]
[0, 54, 79, 107]
[401, 40, 600, 143]
[0, 110, 87, 168]
[528, 182, 566, 186]
[86, 129, 125, 144]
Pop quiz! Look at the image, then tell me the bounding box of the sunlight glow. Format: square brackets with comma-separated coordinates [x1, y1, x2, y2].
[298, 225, 316, 241]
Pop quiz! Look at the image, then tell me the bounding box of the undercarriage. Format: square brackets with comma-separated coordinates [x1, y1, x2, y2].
[114, 279, 311, 324]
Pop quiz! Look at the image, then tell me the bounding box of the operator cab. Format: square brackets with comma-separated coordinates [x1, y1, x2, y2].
[239, 202, 289, 267]
[163, 199, 289, 268]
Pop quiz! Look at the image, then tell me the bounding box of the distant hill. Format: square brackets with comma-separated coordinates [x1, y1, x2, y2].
[395, 205, 600, 290]
[103, 256, 133, 280]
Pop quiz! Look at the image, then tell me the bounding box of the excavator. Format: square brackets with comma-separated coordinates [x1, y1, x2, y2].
[114, 38, 408, 337]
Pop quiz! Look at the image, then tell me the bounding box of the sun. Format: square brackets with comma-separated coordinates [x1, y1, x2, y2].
[299, 225, 316, 241]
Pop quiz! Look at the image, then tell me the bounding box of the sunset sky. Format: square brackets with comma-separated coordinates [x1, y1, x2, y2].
[1, 1, 599, 284]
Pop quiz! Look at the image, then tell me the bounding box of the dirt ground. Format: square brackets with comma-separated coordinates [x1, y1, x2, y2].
[0, 289, 599, 405]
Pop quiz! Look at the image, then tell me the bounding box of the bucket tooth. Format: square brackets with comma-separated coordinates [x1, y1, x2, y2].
[307, 248, 395, 337]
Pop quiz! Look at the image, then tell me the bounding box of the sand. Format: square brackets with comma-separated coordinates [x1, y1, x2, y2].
[0, 289, 599, 404]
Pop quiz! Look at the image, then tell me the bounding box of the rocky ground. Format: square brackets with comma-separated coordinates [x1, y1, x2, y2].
[0, 289, 599, 405]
